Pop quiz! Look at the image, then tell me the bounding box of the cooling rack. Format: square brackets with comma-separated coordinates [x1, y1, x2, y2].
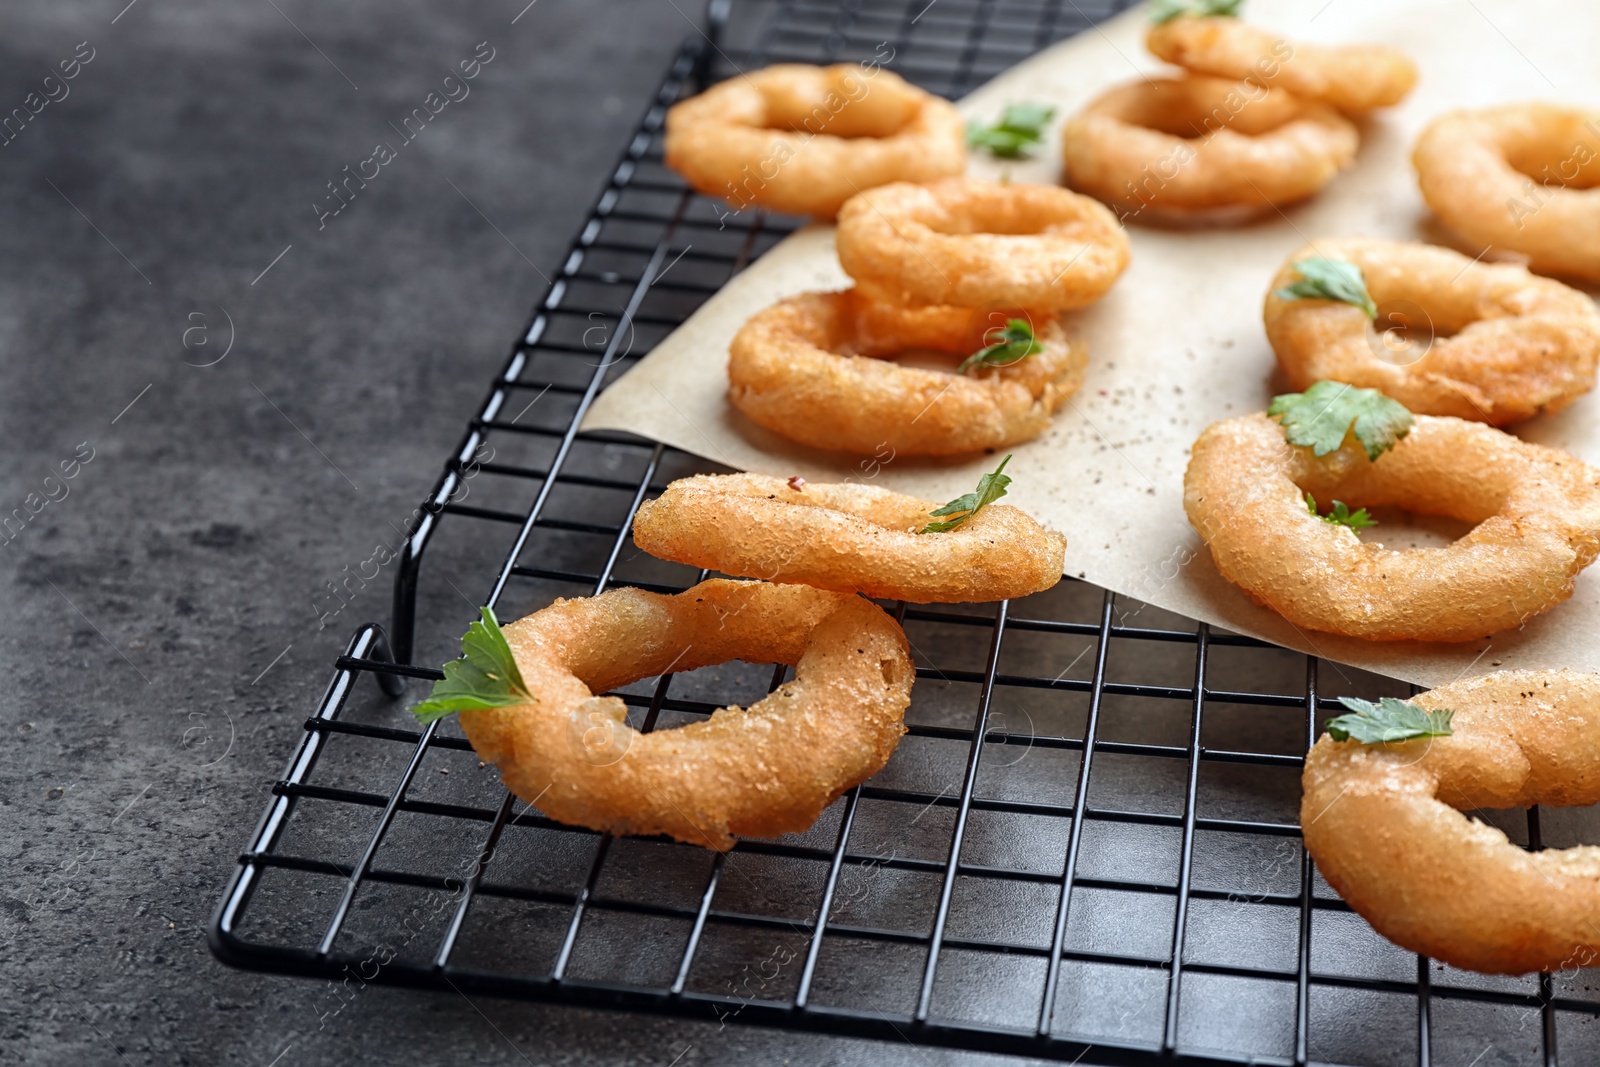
[209, 2, 1600, 1063]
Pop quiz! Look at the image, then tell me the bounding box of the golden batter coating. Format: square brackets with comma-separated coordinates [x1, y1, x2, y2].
[1062, 74, 1358, 218]
[1184, 413, 1600, 641]
[1265, 238, 1600, 425]
[835, 178, 1130, 311]
[664, 64, 965, 218]
[727, 290, 1086, 456]
[460, 580, 912, 850]
[1414, 103, 1600, 282]
[633, 473, 1066, 604]
[1303, 670, 1600, 974]
[1147, 15, 1416, 113]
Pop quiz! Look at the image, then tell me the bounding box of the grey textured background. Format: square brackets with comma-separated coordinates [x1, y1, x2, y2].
[0, 1, 1026, 1062]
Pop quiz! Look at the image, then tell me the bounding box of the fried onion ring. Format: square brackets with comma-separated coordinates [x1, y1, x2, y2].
[1147, 15, 1417, 113]
[847, 279, 995, 351]
[663, 64, 966, 218]
[1265, 238, 1600, 425]
[459, 579, 912, 850]
[1414, 104, 1600, 282]
[1303, 669, 1600, 974]
[633, 473, 1066, 603]
[726, 290, 1085, 455]
[1062, 74, 1358, 217]
[1183, 413, 1600, 641]
[834, 178, 1131, 310]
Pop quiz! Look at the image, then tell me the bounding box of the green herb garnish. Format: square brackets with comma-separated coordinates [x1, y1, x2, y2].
[411, 607, 532, 724]
[1149, 0, 1245, 23]
[1305, 492, 1377, 531]
[1274, 257, 1377, 319]
[920, 455, 1012, 534]
[966, 102, 1057, 159]
[1326, 696, 1454, 744]
[959, 318, 1043, 374]
[1268, 381, 1413, 462]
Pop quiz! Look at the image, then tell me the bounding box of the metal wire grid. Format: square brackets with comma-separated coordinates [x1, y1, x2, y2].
[208, 2, 1600, 1065]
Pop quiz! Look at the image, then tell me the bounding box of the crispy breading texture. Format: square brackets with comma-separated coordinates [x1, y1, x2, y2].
[836, 178, 1130, 311]
[633, 473, 1066, 603]
[663, 64, 965, 218]
[1183, 413, 1600, 641]
[1265, 238, 1600, 425]
[1147, 15, 1416, 113]
[1062, 74, 1358, 217]
[726, 289, 1086, 455]
[1303, 670, 1600, 974]
[1414, 103, 1600, 282]
[460, 580, 913, 850]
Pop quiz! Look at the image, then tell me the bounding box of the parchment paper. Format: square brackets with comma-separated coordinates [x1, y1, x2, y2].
[586, 0, 1600, 688]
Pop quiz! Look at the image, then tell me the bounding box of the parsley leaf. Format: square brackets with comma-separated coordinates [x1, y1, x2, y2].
[1326, 696, 1454, 744]
[411, 606, 533, 724]
[959, 318, 1043, 374]
[1305, 492, 1378, 531]
[1274, 257, 1377, 319]
[1268, 381, 1414, 462]
[919, 455, 1012, 534]
[1149, 0, 1245, 23]
[967, 102, 1057, 159]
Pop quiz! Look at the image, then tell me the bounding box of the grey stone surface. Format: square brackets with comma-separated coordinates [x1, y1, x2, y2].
[0, 1, 1030, 1063]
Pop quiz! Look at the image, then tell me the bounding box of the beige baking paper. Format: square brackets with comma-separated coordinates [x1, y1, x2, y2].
[586, 0, 1600, 689]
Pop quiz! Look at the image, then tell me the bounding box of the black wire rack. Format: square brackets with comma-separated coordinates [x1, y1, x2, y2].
[209, 2, 1600, 1064]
